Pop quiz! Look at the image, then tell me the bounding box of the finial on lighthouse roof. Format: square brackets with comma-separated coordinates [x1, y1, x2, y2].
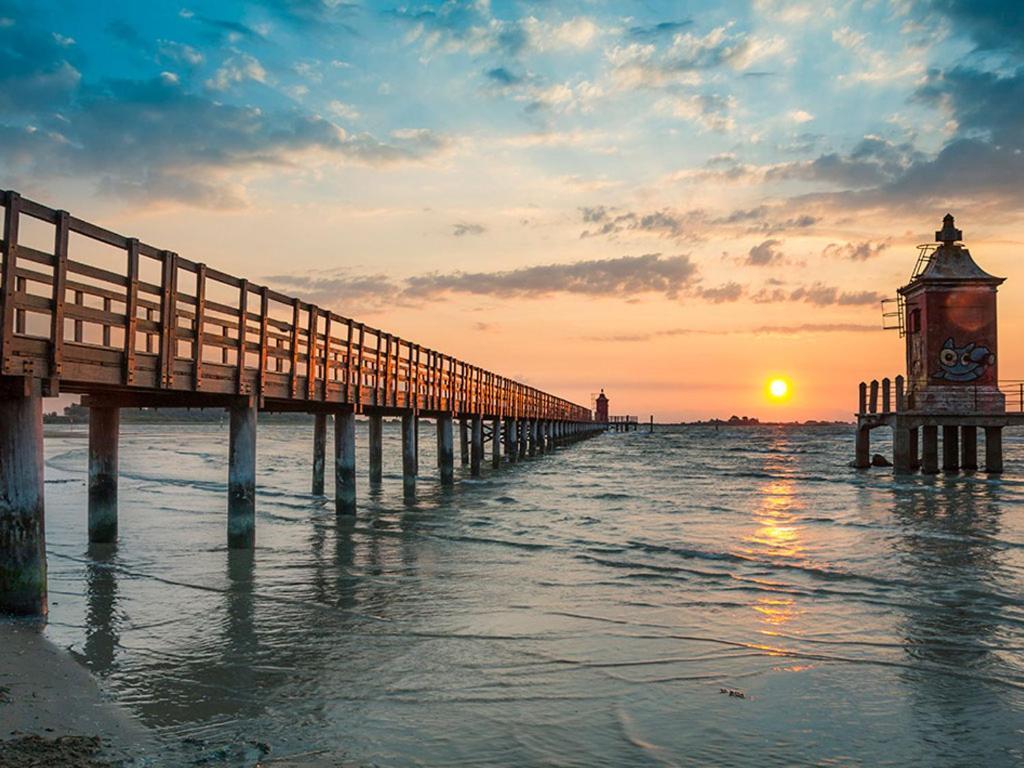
[936, 213, 963, 245]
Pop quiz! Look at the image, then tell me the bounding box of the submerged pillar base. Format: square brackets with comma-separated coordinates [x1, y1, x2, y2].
[0, 380, 47, 616]
[228, 399, 257, 549]
[88, 406, 119, 543]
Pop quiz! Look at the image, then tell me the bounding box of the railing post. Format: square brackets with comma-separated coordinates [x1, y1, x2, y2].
[869, 380, 879, 414]
[881, 377, 890, 414]
[1, 191, 21, 374]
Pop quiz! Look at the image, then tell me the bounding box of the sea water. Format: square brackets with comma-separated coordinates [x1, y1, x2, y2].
[38, 423, 1024, 766]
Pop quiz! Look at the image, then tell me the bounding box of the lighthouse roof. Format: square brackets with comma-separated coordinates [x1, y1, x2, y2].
[901, 214, 1004, 291]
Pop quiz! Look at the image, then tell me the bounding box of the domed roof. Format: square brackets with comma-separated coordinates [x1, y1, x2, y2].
[902, 214, 1004, 290]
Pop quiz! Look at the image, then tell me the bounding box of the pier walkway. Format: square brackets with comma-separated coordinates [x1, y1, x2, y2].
[0, 190, 602, 616]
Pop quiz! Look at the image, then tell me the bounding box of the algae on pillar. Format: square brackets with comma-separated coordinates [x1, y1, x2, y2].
[88, 406, 119, 543]
[437, 415, 454, 486]
[312, 413, 326, 495]
[402, 412, 417, 498]
[228, 398, 257, 549]
[0, 380, 47, 616]
[335, 408, 356, 515]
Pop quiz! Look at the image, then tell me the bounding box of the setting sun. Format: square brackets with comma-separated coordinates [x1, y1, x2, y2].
[768, 378, 790, 400]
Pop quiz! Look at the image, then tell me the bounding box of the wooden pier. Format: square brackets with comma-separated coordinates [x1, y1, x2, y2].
[0, 190, 603, 616]
[854, 375, 1023, 473]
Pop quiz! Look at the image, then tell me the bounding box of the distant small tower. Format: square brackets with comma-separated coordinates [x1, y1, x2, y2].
[595, 389, 609, 423]
[899, 214, 1005, 413]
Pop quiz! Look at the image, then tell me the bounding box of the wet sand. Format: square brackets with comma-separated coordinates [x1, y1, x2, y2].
[0, 621, 153, 766]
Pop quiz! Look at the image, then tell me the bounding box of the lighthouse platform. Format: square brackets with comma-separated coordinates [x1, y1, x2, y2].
[854, 376, 1024, 473]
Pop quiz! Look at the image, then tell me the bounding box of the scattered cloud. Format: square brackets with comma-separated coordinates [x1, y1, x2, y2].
[746, 239, 784, 266]
[753, 282, 884, 305]
[452, 222, 486, 237]
[579, 206, 693, 239]
[822, 240, 891, 260]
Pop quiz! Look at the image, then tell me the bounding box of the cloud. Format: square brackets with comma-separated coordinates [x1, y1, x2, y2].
[627, 20, 693, 40]
[700, 282, 744, 302]
[402, 253, 699, 299]
[822, 240, 890, 260]
[452, 222, 486, 237]
[767, 136, 924, 188]
[746, 239, 784, 266]
[607, 25, 784, 88]
[0, 70, 450, 207]
[205, 53, 267, 91]
[264, 270, 399, 306]
[585, 322, 879, 342]
[753, 282, 884, 306]
[655, 93, 736, 132]
[579, 206, 693, 239]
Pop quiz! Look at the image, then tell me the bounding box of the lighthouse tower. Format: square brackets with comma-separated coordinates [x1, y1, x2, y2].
[899, 214, 1005, 413]
[595, 390, 609, 423]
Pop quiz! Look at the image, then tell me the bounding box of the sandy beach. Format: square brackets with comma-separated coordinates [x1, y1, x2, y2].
[0, 620, 153, 766]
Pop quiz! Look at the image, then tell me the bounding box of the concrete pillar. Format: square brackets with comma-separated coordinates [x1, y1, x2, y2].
[985, 426, 1003, 473]
[961, 426, 978, 470]
[529, 419, 538, 457]
[0, 383, 47, 616]
[921, 425, 939, 474]
[519, 419, 528, 458]
[228, 399, 257, 549]
[402, 412, 416, 498]
[893, 423, 912, 474]
[312, 413, 326, 495]
[437, 415, 454, 486]
[909, 427, 919, 470]
[854, 426, 869, 469]
[470, 415, 483, 476]
[414, 417, 420, 475]
[368, 413, 383, 485]
[88, 406, 119, 543]
[334, 408, 356, 515]
[942, 425, 959, 472]
[491, 418, 501, 469]
[459, 416, 469, 466]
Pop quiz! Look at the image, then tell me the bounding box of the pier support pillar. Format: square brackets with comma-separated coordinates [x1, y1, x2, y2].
[893, 422, 912, 475]
[334, 408, 356, 515]
[312, 413, 327, 495]
[459, 417, 469, 466]
[921, 426, 939, 475]
[854, 426, 870, 469]
[909, 427, 919, 470]
[228, 399, 257, 549]
[402, 412, 417, 498]
[88, 406, 119, 543]
[437, 415, 454, 486]
[368, 414, 383, 485]
[470, 415, 483, 477]
[491, 418, 501, 469]
[507, 418, 518, 463]
[942, 425, 959, 472]
[0, 380, 47, 616]
[961, 426, 978, 471]
[985, 426, 1003, 473]
[529, 419, 538, 457]
[519, 420, 528, 459]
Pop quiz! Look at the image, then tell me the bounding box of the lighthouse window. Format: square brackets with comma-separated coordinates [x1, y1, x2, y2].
[909, 308, 922, 334]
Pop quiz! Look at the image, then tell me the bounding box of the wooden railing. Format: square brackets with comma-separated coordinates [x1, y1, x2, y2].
[857, 376, 1022, 415]
[0, 190, 592, 421]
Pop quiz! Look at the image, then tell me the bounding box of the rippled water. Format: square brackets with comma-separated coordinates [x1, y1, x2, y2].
[38, 422, 1024, 766]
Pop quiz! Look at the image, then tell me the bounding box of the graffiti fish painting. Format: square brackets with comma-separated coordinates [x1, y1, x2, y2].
[933, 337, 995, 382]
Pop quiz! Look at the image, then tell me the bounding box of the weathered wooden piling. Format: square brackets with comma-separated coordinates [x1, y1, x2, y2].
[438, 415, 454, 486]
[459, 416, 469, 466]
[312, 413, 326, 495]
[402, 413, 417, 497]
[985, 426, 1003, 473]
[335, 408, 356, 514]
[506, 418, 518, 463]
[519, 420, 528, 459]
[921, 425, 939, 474]
[491, 417, 501, 468]
[470, 415, 483, 477]
[909, 427, 919, 469]
[228, 399, 257, 548]
[0, 380, 47, 616]
[961, 426, 978, 470]
[855, 427, 870, 469]
[88, 406, 119, 543]
[942, 426, 959, 472]
[893, 421, 912, 474]
[368, 414, 383, 485]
